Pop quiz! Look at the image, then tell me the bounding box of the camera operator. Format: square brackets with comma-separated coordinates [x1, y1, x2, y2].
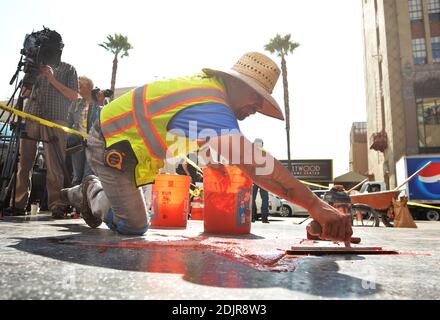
[93, 88, 112, 108]
[67, 76, 95, 186]
[7, 54, 78, 218]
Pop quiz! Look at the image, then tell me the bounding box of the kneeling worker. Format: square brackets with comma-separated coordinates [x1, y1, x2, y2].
[61, 52, 352, 243]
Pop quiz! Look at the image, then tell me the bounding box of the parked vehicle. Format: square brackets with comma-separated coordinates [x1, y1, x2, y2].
[279, 190, 328, 217]
[395, 155, 440, 221]
[254, 192, 282, 216]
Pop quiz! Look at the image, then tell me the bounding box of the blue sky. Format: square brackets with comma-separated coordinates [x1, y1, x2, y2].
[0, 0, 367, 177]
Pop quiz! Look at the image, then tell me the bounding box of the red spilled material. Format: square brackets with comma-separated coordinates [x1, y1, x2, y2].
[75, 240, 296, 272]
[203, 166, 253, 234]
[150, 174, 190, 228]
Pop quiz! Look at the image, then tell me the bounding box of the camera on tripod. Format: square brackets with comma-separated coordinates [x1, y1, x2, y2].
[0, 27, 64, 211]
[16, 27, 64, 90]
[91, 87, 113, 102]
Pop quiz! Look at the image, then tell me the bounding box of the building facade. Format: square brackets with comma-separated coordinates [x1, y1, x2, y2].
[362, 0, 440, 189]
[279, 159, 333, 189]
[349, 122, 369, 176]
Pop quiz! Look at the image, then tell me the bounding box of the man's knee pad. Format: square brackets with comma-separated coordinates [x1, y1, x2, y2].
[104, 208, 149, 236]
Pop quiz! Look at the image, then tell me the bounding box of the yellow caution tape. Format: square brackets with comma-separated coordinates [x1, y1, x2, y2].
[299, 180, 330, 190]
[0, 102, 87, 138]
[407, 202, 440, 210]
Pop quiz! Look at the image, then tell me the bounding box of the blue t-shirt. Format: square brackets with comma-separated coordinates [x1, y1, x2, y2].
[167, 103, 241, 139]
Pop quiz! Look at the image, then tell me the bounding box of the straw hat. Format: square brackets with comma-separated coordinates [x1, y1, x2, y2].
[203, 52, 284, 120]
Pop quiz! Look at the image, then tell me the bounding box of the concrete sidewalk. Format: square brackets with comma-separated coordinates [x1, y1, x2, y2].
[0, 213, 439, 299]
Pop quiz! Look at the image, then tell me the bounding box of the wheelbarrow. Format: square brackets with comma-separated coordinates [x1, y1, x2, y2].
[348, 161, 432, 227]
[350, 190, 401, 227]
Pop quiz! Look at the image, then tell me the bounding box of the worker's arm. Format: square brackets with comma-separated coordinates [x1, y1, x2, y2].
[40, 66, 79, 101]
[207, 134, 352, 242]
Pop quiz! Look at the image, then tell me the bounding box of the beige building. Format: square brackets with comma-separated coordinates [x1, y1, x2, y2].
[349, 122, 369, 176]
[113, 86, 136, 99]
[362, 0, 440, 189]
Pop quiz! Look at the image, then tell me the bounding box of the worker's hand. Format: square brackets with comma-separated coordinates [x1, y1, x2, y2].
[308, 198, 353, 243]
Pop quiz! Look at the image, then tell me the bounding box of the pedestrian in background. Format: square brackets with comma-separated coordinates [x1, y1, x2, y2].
[252, 138, 270, 223]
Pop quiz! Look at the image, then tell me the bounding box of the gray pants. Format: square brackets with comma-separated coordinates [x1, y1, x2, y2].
[13, 119, 66, 211]
[86, 127, 149, 234]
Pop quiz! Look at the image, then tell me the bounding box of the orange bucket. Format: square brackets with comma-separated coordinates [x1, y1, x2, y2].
[203, 166, 253, 234]
[150, 174, 190, 228]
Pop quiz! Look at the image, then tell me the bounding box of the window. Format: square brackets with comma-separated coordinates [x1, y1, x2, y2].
[409, 0, 424, 21]
[428, 0, 440, 21]
[417, 98, 440, 148]
[412, 38, 427, 64]
[432, 36, 440, 62]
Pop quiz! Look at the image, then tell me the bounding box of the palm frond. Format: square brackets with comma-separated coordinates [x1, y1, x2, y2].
[264, 33, 300, 57]
[99, 33, 133, 58]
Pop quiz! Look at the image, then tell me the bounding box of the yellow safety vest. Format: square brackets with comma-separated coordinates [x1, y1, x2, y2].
[99, 73, 226, 186]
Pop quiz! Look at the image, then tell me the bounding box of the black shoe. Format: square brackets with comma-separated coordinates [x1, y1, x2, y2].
[3, 207, 27, 216]
[61, 175, 102, 228]
[80, 175, 102, 228]
[251, 218, 256, 223]
[262, 219, 270, 224]
[51, 208, 67, 219]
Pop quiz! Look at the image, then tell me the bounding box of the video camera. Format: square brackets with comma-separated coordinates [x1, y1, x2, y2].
[17, 27, 64, 90]
[91, 88, 113, 101]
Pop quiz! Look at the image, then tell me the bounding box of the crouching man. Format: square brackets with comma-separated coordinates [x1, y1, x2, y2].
[61, 52, 352, 243]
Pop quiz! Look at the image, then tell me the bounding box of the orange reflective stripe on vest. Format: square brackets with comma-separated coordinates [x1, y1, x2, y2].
[101, 85, 226, 159]
[132, 85, 169, 159]
[147, 87, 227, 115]
[101, 111, 135, 138]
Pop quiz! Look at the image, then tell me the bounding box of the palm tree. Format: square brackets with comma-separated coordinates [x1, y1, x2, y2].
[265, 34, 299, 173]
[99, 33, 133, 100]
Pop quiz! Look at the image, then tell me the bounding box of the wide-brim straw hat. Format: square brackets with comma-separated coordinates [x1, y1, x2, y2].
[203, 52, 284, 120]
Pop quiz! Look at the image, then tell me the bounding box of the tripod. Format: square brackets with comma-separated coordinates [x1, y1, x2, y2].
[0, 77, 27, 213]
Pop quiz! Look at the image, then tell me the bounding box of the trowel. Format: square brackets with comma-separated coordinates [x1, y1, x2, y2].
[286, 220, 398, 255]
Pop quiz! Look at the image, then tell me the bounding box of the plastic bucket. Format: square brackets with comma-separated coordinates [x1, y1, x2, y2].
[150, 174, 190, 228]
[203, 166, 253, 234]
